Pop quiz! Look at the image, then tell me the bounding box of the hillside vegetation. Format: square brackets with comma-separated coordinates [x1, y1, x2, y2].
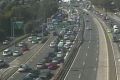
[0, 0, 58, 41]
[91, 0, 120, 12]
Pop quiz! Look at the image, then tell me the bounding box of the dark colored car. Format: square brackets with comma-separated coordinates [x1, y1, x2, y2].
[36, 59, 47, 69]
[39, 69, 53, 80]
[22, 46, 29, 52]
[23, 72, 38, 80]
[0, 59, 8, 68]
[53, 31, 57, 36]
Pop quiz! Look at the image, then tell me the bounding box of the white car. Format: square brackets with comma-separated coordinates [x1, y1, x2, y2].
[18, 42, 24, 47]
[37, 36, 41, 40]
[86, 27, 92, 30]
[64, 35, 69, 40]
[18, 64, 30, 72]
[64, 44, 70, 49]
[28, 36, 32, 42]
[66, 40, 71, 45]
[13, 50, 22, 56]
[2, 49, 12, 56]
[3, 40, 9, 45]
[49, 42, 56, 47]
[56, 51, 63, 58]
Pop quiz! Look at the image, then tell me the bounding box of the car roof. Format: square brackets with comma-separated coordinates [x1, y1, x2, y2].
[4, 49, 9, 51]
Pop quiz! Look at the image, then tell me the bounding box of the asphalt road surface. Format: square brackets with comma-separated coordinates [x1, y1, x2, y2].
[7, 35, 56, 80]
[64, 13, 99, 80]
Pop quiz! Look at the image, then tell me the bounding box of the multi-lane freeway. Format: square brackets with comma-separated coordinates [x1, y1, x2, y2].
[0, 0, 118, 80]
[64, 11, 99, 80]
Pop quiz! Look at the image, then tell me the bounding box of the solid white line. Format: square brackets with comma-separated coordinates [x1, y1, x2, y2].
[7, 36, 52, 80]
[83, 61, 85, 66]
[93, 67, 97, 71]
[96, 58, 98, 61]
[86, 53, 88, 56]
[89, 41, 91, 43]
[108, 30, 118, 80]
[78, 73, 81, 79]
[88, 46, 89, 48]
[64, 46, 82, 80]
[95, 18, 109, 80]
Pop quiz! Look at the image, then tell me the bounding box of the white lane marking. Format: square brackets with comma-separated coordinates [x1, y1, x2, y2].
[118, 59, 120, 62]
[88, 46, 89, 48]
[89, 41, 91, 43]
[96, 58, 98, 61]
[7, 36, 52, 80]
[78, 73, 81, 79]
[83, 61, 85, 66]
[86, 53, 88, 56]
[93, 67, 97, 71]
[64, 46, 82, 80]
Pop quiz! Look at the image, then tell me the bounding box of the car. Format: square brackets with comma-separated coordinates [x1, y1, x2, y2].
[23, 73, 33, 80]
[13, 50, 22, 56]
[36, 60, 47, 69]
[47, 63, 58, 70]
[32, 40, 38, 44]
[86, 19, 89, 22]
[114, 13, 117, 15]
[18, 42, 24, 47]
[53, 31, 57, 36]
[64, 43, 70, 49]
[2, 49, 12, 56]
[60, 40, 64, 43]
[48, 52, 56, 58]
[68, 31, 72, 35]
[39, 69, 53, 79]
[86, 27, 92, 30]
[23, 71, 39, 80]
[3, 40, 9, 45]
[43, 57, 52, 66]
[64, 35, 69, 40]
[52, 57, 64, 64]
[56, 53, 63, 58]
[0, 59, 8, 68]
[18, 64, 31, 72]
[100, 13, 103, 16]
[28, 36, 32, 42]
[66, 40, 71, 45]
[34, 78, 43, 80]
[49, 42, 56, 48]
[22, 45, 29, 52]
[36, 63, 47, 69]
[37, 36, 41, 40]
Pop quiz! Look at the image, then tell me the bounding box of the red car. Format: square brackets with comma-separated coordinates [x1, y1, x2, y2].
[22, 46, 29, 52]
[47, 63, 58, 70]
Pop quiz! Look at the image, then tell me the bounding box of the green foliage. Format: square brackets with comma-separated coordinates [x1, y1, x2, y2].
[0, 0, 58, 41]
[91, 0, 120, 11]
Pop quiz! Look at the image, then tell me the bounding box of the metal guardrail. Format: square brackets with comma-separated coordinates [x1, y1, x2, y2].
[52, 20, 85, 80]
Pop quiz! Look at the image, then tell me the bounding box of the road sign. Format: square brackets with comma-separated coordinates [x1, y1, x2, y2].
[14, 21, 24, 29]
